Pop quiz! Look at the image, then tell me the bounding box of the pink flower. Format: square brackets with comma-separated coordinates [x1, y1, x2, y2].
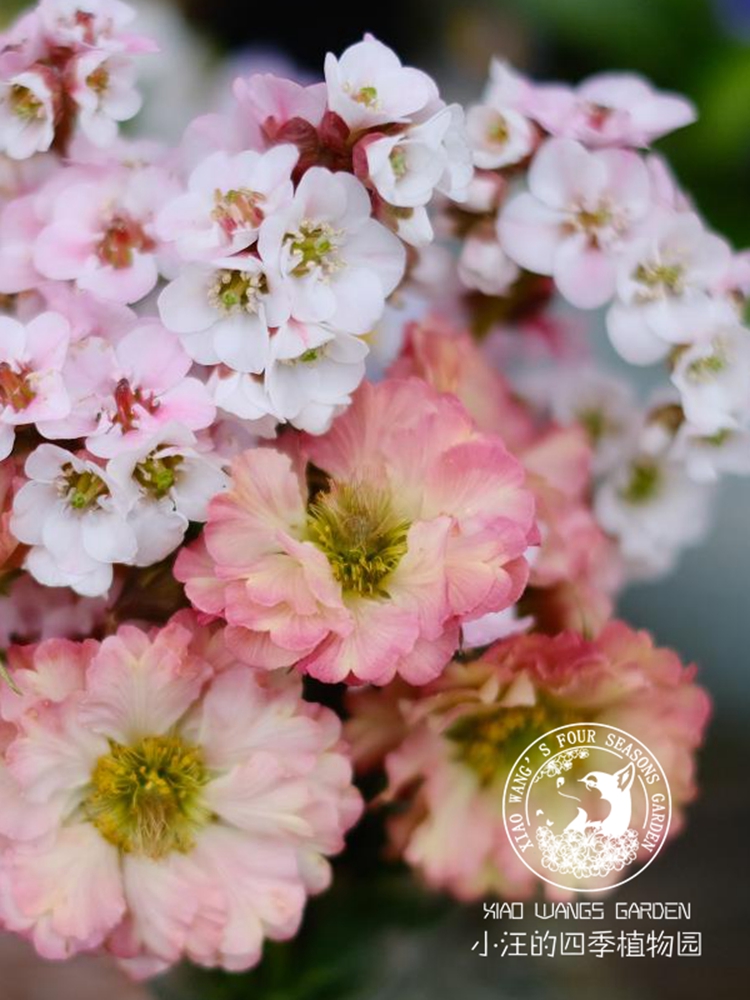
[177, 378, 537, 686]
[68, 49, 142, 148]
[0, 613, 361, 974]
[391, 322, 621, 633]
[389, 318, 536, 453]
[520, 426, 622, 635]
[347, 622, 710, 899]
[531, 73, 696, 148]
[0, 573, 106, 647]
[37, 0, 154, 54]
[0, 311, 71, 459]
[40, 323, 216, 458]
[498, 138, 651, 308]
[457, 235, 519, 296]
[466, 60, 537, 169]
[157, 145, 298, 261]
[33, 165, 171, 304]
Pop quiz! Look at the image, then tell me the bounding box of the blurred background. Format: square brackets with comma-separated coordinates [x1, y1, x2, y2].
[0, 0, 748, 997]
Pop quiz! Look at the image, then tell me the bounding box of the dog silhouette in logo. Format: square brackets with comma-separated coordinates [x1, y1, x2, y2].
[564, 762, 635, 837]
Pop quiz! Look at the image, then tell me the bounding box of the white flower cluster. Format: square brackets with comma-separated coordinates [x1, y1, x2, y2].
[456, 59, 750, 580]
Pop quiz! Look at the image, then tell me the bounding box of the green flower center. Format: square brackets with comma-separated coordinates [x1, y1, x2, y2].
[389, 146, 408, 179]
[619, 459, 662, 505]
[353, 85, 378, 107]
[85, 735, 211, 859]
[10, 84, 44, 121]
[286, 221, 343, 277]
[634, 261, 684, 294]
[307, 482, 410, 597]
[686, 344, 728, 382]
[208, 268, 267, 315]
[449, 704, 574, 788]
[134, 453, 183, 499]
[577, 407, 610, 444]
[61, 465, 109, 511]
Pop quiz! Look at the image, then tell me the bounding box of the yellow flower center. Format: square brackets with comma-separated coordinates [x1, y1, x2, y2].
[85, 735, 211, 859]
[307, 482, 410, 597]
[634, 261, 684, 295]
[449, 704, 574, 787]
[9, 84, 44, 121]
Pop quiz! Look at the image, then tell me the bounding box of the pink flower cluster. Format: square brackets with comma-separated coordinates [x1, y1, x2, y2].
[0, 0, 720, 982]
[347, 622, 710, 899]
[0, 0, 153, 159]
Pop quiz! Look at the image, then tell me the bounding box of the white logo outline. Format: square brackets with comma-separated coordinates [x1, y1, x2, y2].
[502, 722, 672, 893]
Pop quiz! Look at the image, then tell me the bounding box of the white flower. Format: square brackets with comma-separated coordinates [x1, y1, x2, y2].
[671, 322, 750, 434]
[11, 444, 136, 597]
[434, 104, 473, 202]
[595, 451, 713, 579]
[156, 145, 298, 260]
[324, 35, 437, 131]
[498, 138, 652, 309]
[606, 212, 732, 365]
[158, 255, 288, 373]
[547, 366, 640, 475]
[462, 606, 534, 649]
[258, 167, 405, 334]
[672, 425, 750, 483]
[458, 236, 519, 296]
[365, 111, 453, 208]
[69, 50, 142, 148]
[265, 321, 369, 434]
[389, 205, 434, 248]
[0, 70, 57, 160]
[466, 103, 535, 169]
[107, 424, 228, 567]
[207, 368, 276, 430]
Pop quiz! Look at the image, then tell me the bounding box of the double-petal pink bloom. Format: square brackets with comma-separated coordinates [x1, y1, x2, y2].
[177, 379, 537, 685]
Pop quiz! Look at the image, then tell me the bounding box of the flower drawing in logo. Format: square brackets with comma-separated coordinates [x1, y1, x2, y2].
[503, 723, 671, 891]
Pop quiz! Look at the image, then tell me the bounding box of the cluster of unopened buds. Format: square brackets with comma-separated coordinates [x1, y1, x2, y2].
[0, 0, 728, 981]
